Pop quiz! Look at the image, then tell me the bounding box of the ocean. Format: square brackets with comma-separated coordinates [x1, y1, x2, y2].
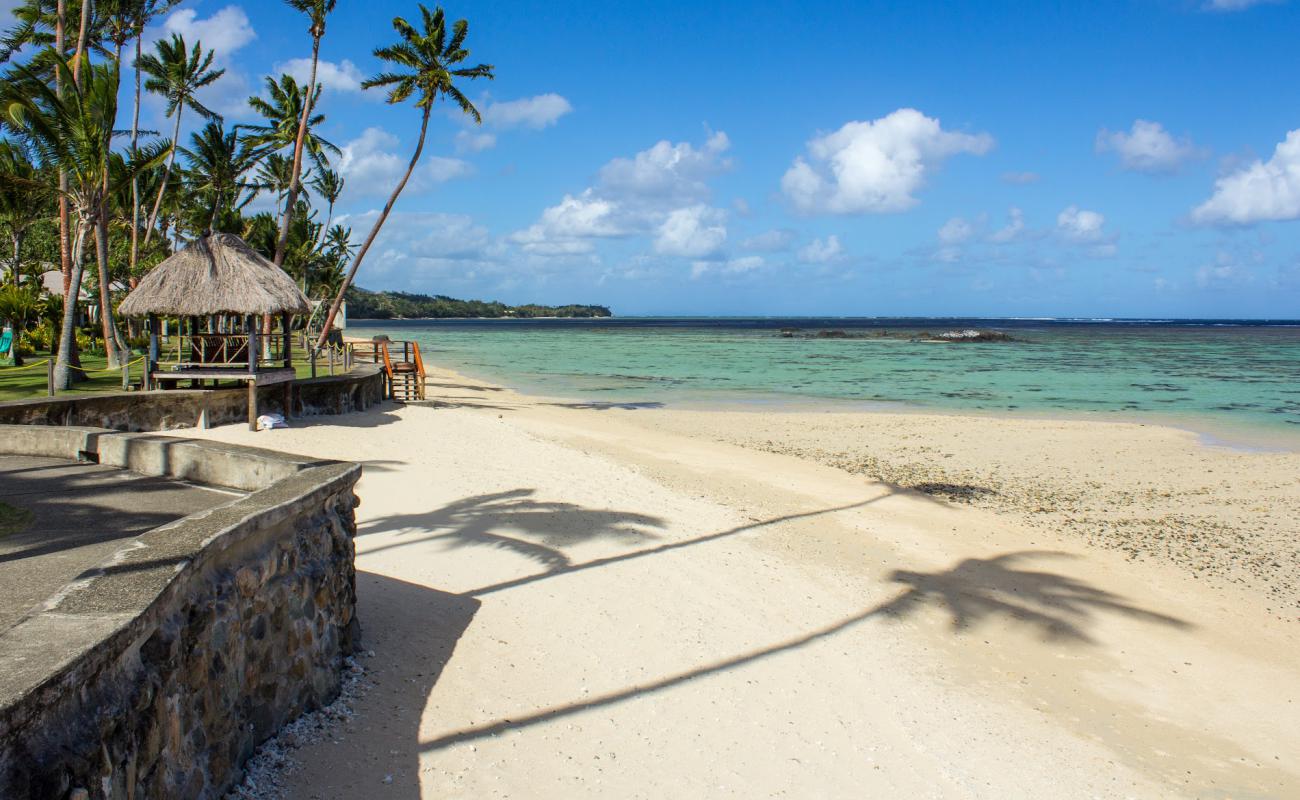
[348, 317, 1300, 442]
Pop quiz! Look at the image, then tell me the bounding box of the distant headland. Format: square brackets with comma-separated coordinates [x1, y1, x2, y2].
[346, 287, 612, 320]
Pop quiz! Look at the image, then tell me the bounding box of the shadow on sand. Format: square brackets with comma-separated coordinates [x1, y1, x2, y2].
[333, 489, 1192, 793]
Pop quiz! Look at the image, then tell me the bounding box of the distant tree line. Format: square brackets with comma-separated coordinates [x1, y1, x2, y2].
[346, 286, 612, 319]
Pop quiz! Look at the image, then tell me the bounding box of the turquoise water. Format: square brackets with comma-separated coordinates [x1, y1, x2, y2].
[350, 318, 1300, 441]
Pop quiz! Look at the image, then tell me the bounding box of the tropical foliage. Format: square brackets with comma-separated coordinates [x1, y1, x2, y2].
[345, 286, 612, 320]
[0, 1, 516, 391]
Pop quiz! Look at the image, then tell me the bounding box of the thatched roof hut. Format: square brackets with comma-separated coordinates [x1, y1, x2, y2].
[120, 233, 310, 318]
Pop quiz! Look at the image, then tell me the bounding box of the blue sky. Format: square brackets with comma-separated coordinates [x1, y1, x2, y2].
[8, 0, 1300, 317]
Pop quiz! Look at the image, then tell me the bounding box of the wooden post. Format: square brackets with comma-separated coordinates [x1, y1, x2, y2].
[247, 380, 258, 432]
[327, 347, 334, 376]
[147, 314, 158, 392]
[282, 312, 292, 370]
[247, 315, 258, 375]
[46, 359, 54, 396]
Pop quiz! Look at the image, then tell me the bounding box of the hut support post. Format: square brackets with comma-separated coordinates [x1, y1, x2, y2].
[281, 312, 293, 420]
[247, 316, 259, 431]
[146, 314, 158, 392]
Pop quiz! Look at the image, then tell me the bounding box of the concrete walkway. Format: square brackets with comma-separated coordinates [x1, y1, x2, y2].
[0, 455, 236, 634]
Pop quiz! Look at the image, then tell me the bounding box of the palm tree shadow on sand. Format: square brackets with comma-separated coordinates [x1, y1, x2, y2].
[876, 550, 1189, 644]
[357, 488, 665, 570]
[404, 541, 1190, 757]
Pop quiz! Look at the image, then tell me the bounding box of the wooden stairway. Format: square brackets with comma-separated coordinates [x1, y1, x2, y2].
[379, 339, 426, 402]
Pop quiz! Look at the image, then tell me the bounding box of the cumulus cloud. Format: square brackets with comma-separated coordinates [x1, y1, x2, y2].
[741, 229, 796, 252]
[1097, 120, 1201, 173]
[512, 132, 732, 258]
[337, 128, 471, 197]
[1192, 129, 1300, 224]
[484, 93, 574, 129]
[332, 210, 505, 290]
[275, 57, 366, 94]
[1057, 205, 1106, 242]
[989, 207, 1025, 242]
[781, 109, 993, 214]
[798, 235, 844, 264]
[598, 131, 732, 202]
[161, 6, 255, 59]
[655, 206, 727, 258]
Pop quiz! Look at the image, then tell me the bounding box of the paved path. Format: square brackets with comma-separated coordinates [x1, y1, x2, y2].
[0, 455, 235, 634]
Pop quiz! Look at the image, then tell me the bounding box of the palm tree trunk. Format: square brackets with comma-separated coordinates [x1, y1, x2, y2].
[54, 220, 89, 390]
[315, 105, 431, 351]
[274, 34, 321, 269]
[71, 0, 90, 85]
[129, 30, 143, 286]
[93, 214, 125, 368]
[144, 109, 184, 245]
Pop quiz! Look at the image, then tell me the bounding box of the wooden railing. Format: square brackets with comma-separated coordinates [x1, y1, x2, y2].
[162, 334, 286, 368]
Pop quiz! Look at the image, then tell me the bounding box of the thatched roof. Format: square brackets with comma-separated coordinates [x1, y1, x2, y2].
[119, 233, 311, 317]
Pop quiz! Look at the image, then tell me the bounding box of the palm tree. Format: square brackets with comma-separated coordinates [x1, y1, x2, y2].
[243, 74, 338, 170]
[182, 120, 262, 232]
[316, 4, 493, 348]
[3, 55, 167, 385]
[275, 0, 337, 272]
[121, 2, 181, 282]
[308, 166, 343, 240]
[0, 141, 50, 288]
[137, 33, 223, 246]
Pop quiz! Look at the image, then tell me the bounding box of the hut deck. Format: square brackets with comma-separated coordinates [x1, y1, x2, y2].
[149, 367, 296, 386]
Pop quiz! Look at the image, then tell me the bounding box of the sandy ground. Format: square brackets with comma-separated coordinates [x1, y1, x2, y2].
[191, 367, 1300, 799]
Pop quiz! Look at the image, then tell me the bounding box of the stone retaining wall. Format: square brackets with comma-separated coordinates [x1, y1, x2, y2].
[0, 427, 361, 799]
[0, 364, 385, 432]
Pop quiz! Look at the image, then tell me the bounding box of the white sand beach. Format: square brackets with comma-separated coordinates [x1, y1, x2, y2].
[191, 367, 1300, 799]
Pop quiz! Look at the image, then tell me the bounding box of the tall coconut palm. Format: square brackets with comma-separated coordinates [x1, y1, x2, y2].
[274, 0, 336, 272]
[137, 32, 223, 245]
[3, 55, 168, 385]
[316, 4, 493, 348]
[125, 1, 181, 281]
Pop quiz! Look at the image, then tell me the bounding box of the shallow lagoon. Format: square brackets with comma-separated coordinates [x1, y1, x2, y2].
[350, 317, 1300, 440]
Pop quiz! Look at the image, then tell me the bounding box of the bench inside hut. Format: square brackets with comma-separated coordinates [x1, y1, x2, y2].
[119, 233, 312, 430]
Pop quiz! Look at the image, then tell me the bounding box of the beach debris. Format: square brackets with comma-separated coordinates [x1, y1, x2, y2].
[256, 413, 289, 431]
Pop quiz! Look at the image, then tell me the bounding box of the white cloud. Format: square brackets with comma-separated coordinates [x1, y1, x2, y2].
[937, 217, 974, 245]
[741, 229, 796, 252]
[275, 58, 366, 94]
[1097, 120, 1200, 173]
[332, 210, 507, 291]
[781, 109, 993, 214]
[510, 191, 624, 254]
[161, 6, 255, 59]
[989, 207, 1025, 242]
[655, 206, 727, 258]
[1057, 205, 1106, 242]
[337, 127, 471, 197]
[512, 132, 732, 258]
[1192, 129, 1300, 224]
[455, 130, 498, 153]
[598, 131, 732, 202]
[484, 93, 574, 129]
[691, 256, 764, 279]
[798, 235, 844, 264]
[1000, 171, 1040, 185]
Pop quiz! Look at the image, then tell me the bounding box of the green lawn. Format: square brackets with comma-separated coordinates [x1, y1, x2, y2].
[0, 351, 357, 402]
